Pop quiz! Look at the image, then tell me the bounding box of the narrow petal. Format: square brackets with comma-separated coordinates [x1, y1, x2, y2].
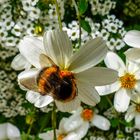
[18, 36, 45, 68]
[68, 37, 107, 73]
[124, 30, 140, 48]
[7, 123, 20, 139]
[11, 54, 31, 70]
[63, 111, 84, 133]
[114, 88, 130, 112]
[104, 52, 126, 76]
[77, 80, 100, 106]
[125, 48, 140, 62]
[91, 114, 110, 131]
[43, 30, 73, 69]
[125, 105, 136, 122]
[18, 69, 39, 91]
[76, 67, 118, 86]
[135, 114, 140, 130]
[55, 97, 80, 112]
[95, 81, 121, 96]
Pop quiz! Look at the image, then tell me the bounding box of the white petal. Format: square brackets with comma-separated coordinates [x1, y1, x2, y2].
[18, 69, 39, 91]
[59, 118, 68, 133]
[77, 80, 100, 106]
[26, 91, 53, 108]
[76, 67, 118, 86]
[74, 122, 89, 139]
[68, 37, 107, 73]
[127, 60, 139, 74]
[43, 30, 73, 69]
[135, 114, 140, 130]
[18, 36, 45, 68]
[64, 132, 80, 140]
[6, 123, 20, 139]
[39, 130, 59, 140]
[95, 81, 121, 95]
[55, 97, 80, 112]
[63, 111, 84, 133]
[104, 52, 126, 76]
[11, 54, 31, 70]
[135, 81, 140, 92]
[124, 30, 140, 48]
[26, 91, 40, 104]
[125, 48, 140, 63]
[91, 114, 110, 131]
[34, 95, 53, 108]
[125, 105, 136, 122]
[114, 88, 130, 112]
[131, 93, 140, 104]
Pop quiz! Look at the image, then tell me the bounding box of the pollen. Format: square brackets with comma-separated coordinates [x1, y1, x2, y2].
[60, 70, 74, 78]
[57, 134, 66, 140]
[136, 104, 140, 113]
[120, 73, 136, 89]
[81, 109, 94, 121]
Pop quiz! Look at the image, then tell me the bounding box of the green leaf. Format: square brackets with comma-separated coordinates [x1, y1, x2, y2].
[78, 0, 88, 15]
[110, 118, 119, 128]
[80, 19, 91, 33]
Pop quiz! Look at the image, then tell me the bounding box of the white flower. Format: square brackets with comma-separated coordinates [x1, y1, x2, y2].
[39, 117, 87, 140]
[62, 107, 110, 132]
[96, 51, 140, 112]
[0, 122, 20, 140]
[125, 94, 140, 130]
[124, 30, 140, 63]
[17, 30, 117, 112]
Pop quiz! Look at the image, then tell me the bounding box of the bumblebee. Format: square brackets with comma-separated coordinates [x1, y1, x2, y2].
[37, 65, 77, 102]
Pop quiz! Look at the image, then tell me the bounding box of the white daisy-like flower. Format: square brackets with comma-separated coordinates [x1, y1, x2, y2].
[124, 30, 140, 63]
[125, 93, 140, 130]
[0, 122, 20, 140]
[17, 30, 117, 112]
[39, 117, 88, 140]
[62, 107, 110, 132]
[96, 51, 140, 112]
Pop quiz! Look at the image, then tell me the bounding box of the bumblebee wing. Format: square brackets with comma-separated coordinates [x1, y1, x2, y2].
[39, 54, 56, 67]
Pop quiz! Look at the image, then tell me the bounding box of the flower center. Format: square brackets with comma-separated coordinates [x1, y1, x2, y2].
[81, 109, 94, 121]
[37, 66, 77, 102]
[57, 134, 66, 140]
[120, 73, 136, 89]
[136, 104, 140, 113]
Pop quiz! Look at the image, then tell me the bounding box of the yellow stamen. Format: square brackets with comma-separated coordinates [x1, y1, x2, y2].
[120, 73, 136, 89]
[81, 109, 94, 121]
[136, 104, 140, 113]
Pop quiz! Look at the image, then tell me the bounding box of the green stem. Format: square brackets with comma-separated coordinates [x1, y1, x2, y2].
[54, 0, 63, 30]
[72, 0, 81, 47]
[27, 123, 33, 139]
[52, 102, 57, 140]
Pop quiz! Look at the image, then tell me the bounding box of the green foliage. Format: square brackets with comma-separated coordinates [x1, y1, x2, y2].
[78, 0, 88, 15]
[80, 19, 91, 33]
